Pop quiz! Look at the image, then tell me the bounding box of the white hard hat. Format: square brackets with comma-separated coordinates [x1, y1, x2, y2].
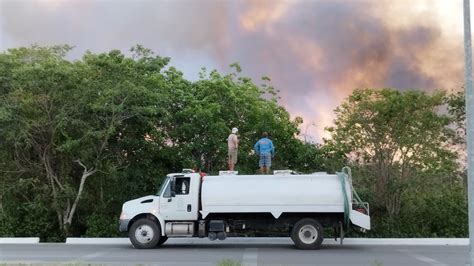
[232, 127, 238, 133]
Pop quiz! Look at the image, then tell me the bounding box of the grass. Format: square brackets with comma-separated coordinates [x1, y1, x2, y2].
[371, 259, 384, 266]
[216, 259, 242, 266]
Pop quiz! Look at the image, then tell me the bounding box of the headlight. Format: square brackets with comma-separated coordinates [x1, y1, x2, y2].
[120, 212, 127, 219]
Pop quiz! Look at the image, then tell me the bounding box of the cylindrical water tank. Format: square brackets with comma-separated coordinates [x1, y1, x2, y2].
[200, 173, 351, 218]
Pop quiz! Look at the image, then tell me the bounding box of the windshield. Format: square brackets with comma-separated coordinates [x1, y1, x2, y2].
[156, 176, 170, 196]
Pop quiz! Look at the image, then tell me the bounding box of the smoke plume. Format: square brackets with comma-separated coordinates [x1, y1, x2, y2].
[0, 0, 465, 141]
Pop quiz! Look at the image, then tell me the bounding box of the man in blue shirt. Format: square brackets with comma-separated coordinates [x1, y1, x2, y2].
[253, 132, 275, 174]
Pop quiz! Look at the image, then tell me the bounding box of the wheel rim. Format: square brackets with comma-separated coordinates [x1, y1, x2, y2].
[134, 224, 155, 244]
[298, 224, 318, 244]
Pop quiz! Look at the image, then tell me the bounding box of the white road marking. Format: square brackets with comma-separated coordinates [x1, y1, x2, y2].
[242, 248, 258, 266]
[398, 249, 448, 266]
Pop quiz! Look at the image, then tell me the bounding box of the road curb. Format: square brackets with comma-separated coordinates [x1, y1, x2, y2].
[66, 238, 131, 244]
[333, 238, 469, 245]
[64, 237, 469, 245]
[0, 238, 40, 244]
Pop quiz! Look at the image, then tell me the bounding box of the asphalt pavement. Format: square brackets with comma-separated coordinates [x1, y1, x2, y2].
[0, 238, 469, 266]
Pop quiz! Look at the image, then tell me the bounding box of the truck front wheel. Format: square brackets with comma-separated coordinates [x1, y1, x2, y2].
[291, 218, 324, 250]
[157, 236, 168, 246]
[129, 218, 162, 249]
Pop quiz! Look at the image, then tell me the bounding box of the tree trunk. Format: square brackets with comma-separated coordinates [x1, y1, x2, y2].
[62, 160, 97, 234]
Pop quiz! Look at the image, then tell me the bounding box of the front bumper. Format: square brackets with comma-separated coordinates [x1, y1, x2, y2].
[118, 219, 130, 232]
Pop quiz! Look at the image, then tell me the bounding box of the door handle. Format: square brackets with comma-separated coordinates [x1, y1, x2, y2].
[168, 198, 172, 202]
[187, 204, 192, 212]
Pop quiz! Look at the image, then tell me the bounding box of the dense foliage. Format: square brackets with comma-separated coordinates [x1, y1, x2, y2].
[0, 46, 467, 241]
[327, 89, 467, 237]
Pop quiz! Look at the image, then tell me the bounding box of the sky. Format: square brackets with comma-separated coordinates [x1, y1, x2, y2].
[0, 0, 468, 142]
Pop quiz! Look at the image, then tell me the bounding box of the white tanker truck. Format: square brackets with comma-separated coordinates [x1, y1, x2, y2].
[118, 167, 370, 250]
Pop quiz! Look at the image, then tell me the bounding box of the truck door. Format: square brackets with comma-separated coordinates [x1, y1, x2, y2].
[160, 176, 198, 221]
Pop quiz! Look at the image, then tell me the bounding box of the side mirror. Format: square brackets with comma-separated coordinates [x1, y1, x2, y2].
[170, 178, 176, 197]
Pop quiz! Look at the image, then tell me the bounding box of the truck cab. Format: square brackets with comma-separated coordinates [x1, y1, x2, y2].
[159, 173, 200, 221]
[119, 173, 201, 248]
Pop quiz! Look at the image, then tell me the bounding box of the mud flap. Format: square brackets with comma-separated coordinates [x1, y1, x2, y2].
[349, 210, 371, 230]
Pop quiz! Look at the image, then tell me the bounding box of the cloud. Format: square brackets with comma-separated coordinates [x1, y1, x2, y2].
[1, 0, 231, 62]
[0, 0, 465, 142]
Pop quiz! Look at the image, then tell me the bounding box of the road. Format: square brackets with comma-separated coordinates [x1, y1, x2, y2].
[0, 238, 468, 265]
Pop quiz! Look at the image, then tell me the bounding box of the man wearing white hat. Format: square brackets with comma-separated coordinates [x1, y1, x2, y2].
[227, 127, 239, 171]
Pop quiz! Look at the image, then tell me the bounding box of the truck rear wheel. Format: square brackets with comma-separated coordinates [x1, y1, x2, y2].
[129, 218, 162, 249]
[291, 218, 323, 250]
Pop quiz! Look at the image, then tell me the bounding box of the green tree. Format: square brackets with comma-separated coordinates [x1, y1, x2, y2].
[158, 65, 317, 174]
[447, 90, 466, 144]
[326, 88, 459, 217]
[0, 45, 171, 237]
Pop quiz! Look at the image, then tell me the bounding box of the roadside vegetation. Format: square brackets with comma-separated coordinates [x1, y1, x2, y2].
[0, 46, 467, 241]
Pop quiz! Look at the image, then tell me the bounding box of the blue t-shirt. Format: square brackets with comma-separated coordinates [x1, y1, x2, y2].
[254, 137, 275, 155]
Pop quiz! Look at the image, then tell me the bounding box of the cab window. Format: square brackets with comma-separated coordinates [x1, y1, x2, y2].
[162, 179, 172, 197]
[156, 176, 170, 196]
[175, 177, 190, 195]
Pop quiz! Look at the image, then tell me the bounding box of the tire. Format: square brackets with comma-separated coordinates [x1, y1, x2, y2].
[129, 218, 162, 249]
[157, 236, 168, 246]
[291, 218, 324, 250]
